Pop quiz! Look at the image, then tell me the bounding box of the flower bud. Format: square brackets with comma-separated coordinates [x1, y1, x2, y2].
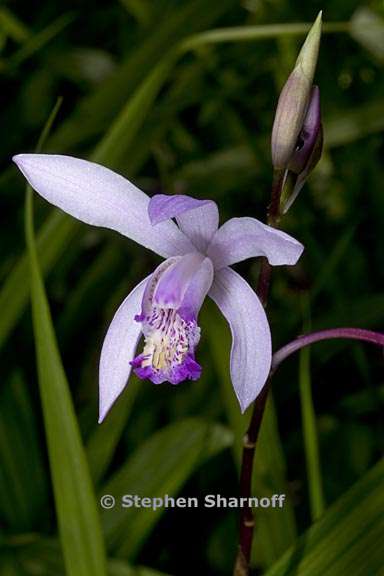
[271, 12, 322, 170]
[288, 85, 321, 175]
[282, 86, 323, 213]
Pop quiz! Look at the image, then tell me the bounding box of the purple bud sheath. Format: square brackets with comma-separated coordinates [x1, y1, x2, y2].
[288, 85, 322, 175]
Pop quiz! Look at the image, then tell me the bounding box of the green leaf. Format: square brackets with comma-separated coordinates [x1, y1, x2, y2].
[0, 7, 30, 43]
[181, 21, 349, 51]
[2, 12, 74, 71]
[325, 100, 384, 147]
[101, 418, 232, 557]
[48, 0, 236, 151]
[350, 8, 384, 63]
[92, 53, 176, 169]
[265, 459, 384, 576]
[0, 212, 79, 350]
[24, 104, 107, 576]
[0, 372, 48, 530]
[17, 537, 172, 576]
[251, 396, 297, 568]
[86, 378, 142, 485]
[299, 302, 324, 521]
[310, 224, 357, 303]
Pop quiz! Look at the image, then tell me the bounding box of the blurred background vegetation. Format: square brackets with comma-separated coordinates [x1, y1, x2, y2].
[0, 0, 383, 574]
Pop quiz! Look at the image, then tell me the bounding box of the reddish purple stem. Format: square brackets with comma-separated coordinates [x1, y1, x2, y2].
[272, 327, 384, 373]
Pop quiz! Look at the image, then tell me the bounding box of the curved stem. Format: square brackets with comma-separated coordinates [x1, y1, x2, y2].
[272, 327, 384, 374]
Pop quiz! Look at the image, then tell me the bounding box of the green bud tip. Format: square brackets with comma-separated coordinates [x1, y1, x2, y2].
[271, 12, 323, 170]
[295, 11, 322, 85]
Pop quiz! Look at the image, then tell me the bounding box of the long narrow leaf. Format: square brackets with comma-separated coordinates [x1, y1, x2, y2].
[266, 459, 384, 576]
[299, 346, 325, 521]
[17, 537, 171, 576]
[24, 104, 107, 576]
[101, 418, 232, 558]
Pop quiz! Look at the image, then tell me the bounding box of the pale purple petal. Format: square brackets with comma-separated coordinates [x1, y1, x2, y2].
[13, 154, 194, 258]
[207, 217, 304, 269]
[154, 253, 205, 308]
[149, 194, 219, 251]
[209, 267, 272, 412]
[137, 257, 179, 320]
[137, 253, 212, 320]
[179, 257, 214, 320]
[99, 276, 149, 423]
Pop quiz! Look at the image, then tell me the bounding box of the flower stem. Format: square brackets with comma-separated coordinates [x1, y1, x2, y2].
[271, 327, 384, 373]
[234, 382, 271, 575]
[233, 169, 284, 576]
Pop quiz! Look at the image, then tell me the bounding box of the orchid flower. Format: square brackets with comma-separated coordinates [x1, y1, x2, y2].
[13, 154, 304, 422]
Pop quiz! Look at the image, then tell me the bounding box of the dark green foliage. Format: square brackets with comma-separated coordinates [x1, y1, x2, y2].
[0, 1, 383, 574]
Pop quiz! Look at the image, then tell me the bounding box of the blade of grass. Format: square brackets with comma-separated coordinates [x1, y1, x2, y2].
[265, 458, 384, 576]
[299, 300, 325, 521]
[299, 346, 325, 521]
[16, 536, 172, 576]
[0, 372, 48, 530]
[181, 21, 349, 51]
[92, 53, 176, 168]
[101, 418, 232, 558]
[251, 396, 297, 567]
[0, 7, 30, 43]
[350, 8, 384, 63]
[86, 378, 142, 485]
[0, 212, 79, 350]
[24, 100, 107, 576]
[48, 0, 236, 150]
[326, 99, 384, 146]
[4, 13, 75, 70]
[309, 223, 357, 303]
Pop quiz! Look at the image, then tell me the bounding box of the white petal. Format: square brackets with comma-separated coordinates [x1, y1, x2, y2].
[99, 277, 149, 423]
[209, 267, 272, 412]
[207, 216, 304, 269]
[13, 154, 194, 258]
[148, 193, 219, 252]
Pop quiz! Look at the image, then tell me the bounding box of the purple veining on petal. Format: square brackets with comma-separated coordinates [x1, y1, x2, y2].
[131, 256, 213, 386]
[132, 353, 202, 385]
[130, 308, 201, 384]
[138, 257, 180, 320]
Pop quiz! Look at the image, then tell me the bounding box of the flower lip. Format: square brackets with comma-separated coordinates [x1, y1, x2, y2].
[131, 253, 214, 387]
